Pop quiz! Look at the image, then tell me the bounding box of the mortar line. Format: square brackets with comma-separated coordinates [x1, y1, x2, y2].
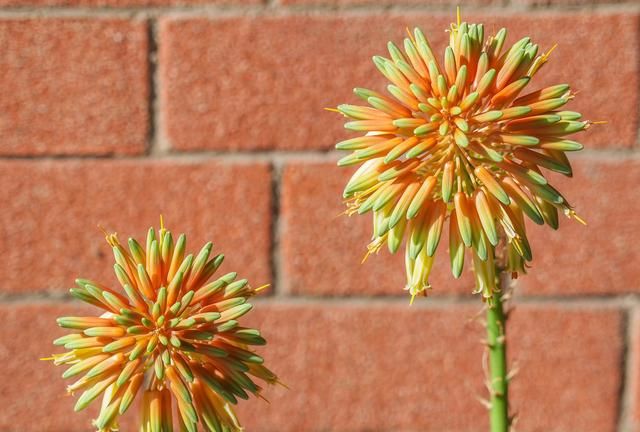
[146, 18, 160, 156]
[636, 20, 640, 151]
[268, 159, 285, 297]
[0, 147, 639, 162]
[620, 307, 637, 432]
[3, 291, 640, 307]
[0, 3, 636, 18]
[260, 294, 640, 308]
[482, 0, 639, 13]
[617, 308, 631, 432]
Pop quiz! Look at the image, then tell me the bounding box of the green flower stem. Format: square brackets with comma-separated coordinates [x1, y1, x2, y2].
[487, 272, 509, 432]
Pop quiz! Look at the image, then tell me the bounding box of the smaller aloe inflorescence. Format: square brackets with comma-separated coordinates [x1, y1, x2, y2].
[47, 221, 279, 432]
[333, 16, 591, 303]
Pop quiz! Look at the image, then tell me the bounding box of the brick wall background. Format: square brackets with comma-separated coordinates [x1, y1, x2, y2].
[0, 0, 638, 430]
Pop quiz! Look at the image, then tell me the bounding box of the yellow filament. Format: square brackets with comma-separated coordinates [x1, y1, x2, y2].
[569, 210, 587, 226]
[254, 284, 270, 292]
[98, 225, 121, 247]
[542, 43, 558, 61]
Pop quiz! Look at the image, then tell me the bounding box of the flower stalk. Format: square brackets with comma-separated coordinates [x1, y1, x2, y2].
[486, 278, 509, 432]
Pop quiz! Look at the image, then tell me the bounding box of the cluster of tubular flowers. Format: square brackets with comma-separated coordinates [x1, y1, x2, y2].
[48, 224, 278, 432]
[334, 19, 590, 303]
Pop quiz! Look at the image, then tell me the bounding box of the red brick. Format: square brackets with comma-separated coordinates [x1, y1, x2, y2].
[160, 12, 637, 152]
[516, 157, 640, 295]
[0, 19, 148, 156]
[237, 303, 622, 431]
[0, 160, 272, 293]
[2, 302, 620, 431]
[506, 306, 622, 432]
[280, 161, 475, 297]
[0, 303, 100, 431]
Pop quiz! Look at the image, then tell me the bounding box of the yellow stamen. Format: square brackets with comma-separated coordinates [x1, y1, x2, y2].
[324, 107, 340, 113]
[254, 284, 270, 292]
[335, 209, 350, 218]
[98, 225, 110, 241]
[275, 379, 290, 390]
[98, 225, 120, 247]
[361, 250, 372, 264]
[542, 43, 558, 61]
[362, 237, 385, 263]
[569, 210, 587, 225]
[529, 43, 558, 77]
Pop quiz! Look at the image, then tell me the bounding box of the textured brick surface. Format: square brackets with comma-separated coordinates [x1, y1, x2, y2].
[0, 303, 98, 432]
[281, 161, 475, 297]
[0, 19, 149, 156]
[7, 303, 620, 431]
[161, 12, 637, 152]
[239, 304, 622, 432]
[517, 157, 640, 295]
[0, 160, 272, 293]
[506, 306, 622, 432]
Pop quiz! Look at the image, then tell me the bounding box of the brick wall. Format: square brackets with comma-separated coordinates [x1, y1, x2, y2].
[0, 0, 638, 430]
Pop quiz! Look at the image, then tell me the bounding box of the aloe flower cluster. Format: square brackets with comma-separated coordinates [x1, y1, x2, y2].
[48, 224, 278, 432]
[335, 19, 590, 302]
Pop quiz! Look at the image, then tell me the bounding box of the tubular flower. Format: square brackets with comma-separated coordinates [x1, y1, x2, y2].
[47, 224, 279, 432]
[334, 19, 591, 303]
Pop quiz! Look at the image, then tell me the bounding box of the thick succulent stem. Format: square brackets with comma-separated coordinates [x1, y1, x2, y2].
[486, 272, 509, 432]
